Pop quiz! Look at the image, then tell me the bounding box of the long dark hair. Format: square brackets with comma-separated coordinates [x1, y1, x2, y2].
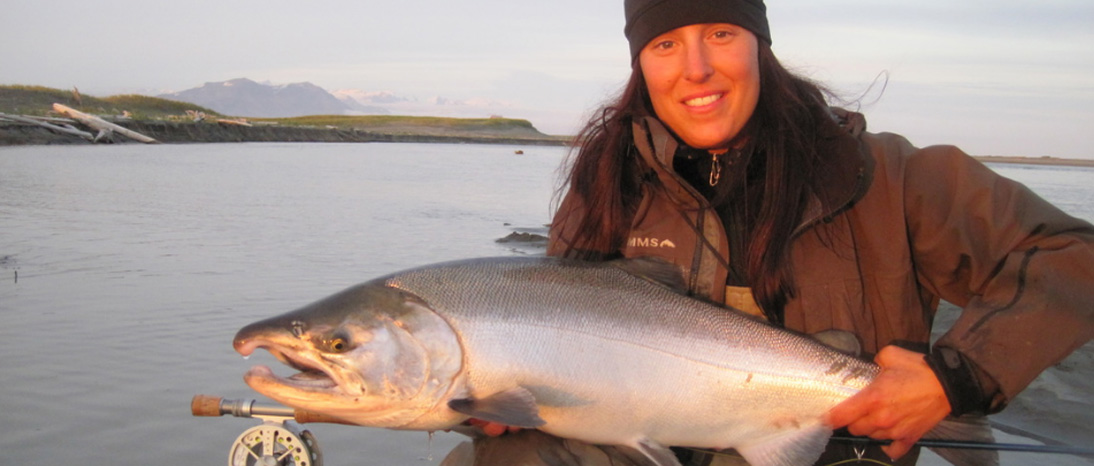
[556, 41, 838, 320]
[554, 71, 650, 256]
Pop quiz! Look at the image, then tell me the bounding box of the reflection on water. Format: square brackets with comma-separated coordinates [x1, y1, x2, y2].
[0, 144, 1090, 465]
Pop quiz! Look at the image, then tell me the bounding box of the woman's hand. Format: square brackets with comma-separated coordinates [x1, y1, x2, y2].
[824, 345, 952, 459]
[466, 418, 522, 437]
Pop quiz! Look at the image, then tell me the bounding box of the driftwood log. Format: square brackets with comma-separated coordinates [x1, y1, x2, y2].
[52, 103, 159, 144]
[0, 112, 95, 141]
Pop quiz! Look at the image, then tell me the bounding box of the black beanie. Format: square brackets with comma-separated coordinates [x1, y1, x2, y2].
[624, 0, 771, 62]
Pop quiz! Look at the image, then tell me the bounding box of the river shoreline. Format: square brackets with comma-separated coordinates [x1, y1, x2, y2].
[5, 120, 1094, 169]
[0, 119, 570, 147]
[975, 155, 1094, 168]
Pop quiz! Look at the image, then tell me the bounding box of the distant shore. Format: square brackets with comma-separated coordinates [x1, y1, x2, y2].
[0, 85, 571, 147]
[0, 118, 571, 147]
[4, 120, 1094, 169]
[973, 155, 1094, 168]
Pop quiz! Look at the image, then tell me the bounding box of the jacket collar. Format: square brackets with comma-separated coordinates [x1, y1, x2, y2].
[631, 116, 698, 206]
[795, 108, 874, 236]
[631, 109, 874, 234]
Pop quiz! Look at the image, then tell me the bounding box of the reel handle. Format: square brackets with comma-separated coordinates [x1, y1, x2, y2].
[191, 394, 354, 425]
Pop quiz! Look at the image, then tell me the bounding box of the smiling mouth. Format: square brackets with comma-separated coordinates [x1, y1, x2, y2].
[684, 93, 723, 107]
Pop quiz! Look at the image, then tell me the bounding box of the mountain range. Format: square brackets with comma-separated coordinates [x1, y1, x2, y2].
[158, 78, 512, 120]
[158, 78, 388, 118]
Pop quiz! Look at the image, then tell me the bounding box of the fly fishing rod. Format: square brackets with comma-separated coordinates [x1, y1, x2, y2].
[831, 435, 1094, 456]
[192, 394, 353, 426]
[195, 394, 1094, 463]
[193, 394, 355, 466]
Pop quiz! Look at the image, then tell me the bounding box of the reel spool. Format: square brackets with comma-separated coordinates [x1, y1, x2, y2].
[229, 421, 322, 466]
[192, 395, 336, 466]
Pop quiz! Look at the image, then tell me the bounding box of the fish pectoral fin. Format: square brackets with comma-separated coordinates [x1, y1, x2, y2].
[923, 415, 999, 466]
[448, 387, 546, 428]
[736, 423, 832, 466]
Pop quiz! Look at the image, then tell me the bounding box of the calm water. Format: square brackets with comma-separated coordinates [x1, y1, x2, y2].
[0, 143, 1091, 465]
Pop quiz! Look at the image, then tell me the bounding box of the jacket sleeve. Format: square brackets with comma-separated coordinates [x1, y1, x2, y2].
[901, 145, 1094, 412]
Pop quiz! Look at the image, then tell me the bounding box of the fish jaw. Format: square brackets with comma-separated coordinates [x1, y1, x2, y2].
[236, 335, 358, 400]
[232, 283, 466, 429]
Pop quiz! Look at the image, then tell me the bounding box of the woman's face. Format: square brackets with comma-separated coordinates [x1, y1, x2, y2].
[639, 23, 760, 150]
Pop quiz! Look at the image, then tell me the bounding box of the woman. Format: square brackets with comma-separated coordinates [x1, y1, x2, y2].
[452, 0, 1094, 464]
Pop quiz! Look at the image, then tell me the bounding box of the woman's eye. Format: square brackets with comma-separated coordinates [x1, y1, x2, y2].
[652, 40, 675, 51]
[711, 30, 735, 41]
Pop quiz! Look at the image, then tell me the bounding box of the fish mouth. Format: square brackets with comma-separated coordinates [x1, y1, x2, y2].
[237, 339, 342, 394]
[244, 365, 338, 391]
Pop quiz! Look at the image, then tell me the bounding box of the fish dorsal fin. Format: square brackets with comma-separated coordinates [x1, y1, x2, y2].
[611, 257, 688, 294]
[811, 329, 862, 357]
[448, 387, 546, 428]
[736, 423, 832, 466]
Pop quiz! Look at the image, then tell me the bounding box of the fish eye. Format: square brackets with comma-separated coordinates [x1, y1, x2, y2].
[323, 332, 354, 353]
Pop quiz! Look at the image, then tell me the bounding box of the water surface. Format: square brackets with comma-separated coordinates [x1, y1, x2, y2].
[1, 144, 1090, 465]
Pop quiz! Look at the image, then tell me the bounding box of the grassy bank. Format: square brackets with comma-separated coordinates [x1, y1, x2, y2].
[255, 114, 565, 142]
[0, 85, 223, 120]
[266, 114, 535, 133]
[0, 85, 569, 145]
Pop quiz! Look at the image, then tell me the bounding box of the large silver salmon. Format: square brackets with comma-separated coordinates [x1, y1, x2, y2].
[233, 257, 973, 466]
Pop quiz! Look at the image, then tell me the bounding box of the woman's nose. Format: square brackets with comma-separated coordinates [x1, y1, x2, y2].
[684, 44, 714, 82]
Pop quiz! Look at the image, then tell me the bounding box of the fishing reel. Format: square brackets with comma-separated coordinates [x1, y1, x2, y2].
[193, 395, 326, 466]
[230, 422, 320, 466]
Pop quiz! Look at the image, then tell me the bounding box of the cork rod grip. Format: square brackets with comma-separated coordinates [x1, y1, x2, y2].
[191, 394, 225, 417]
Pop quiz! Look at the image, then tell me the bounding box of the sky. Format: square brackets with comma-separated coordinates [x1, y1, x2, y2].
[2, 0, 1092, 158]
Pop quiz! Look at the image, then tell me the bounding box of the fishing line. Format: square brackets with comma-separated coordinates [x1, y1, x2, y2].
[682, 448, 897, 466]
[831, 435, 1094, 456]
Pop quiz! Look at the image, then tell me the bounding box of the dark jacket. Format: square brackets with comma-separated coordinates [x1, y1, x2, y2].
[548, 110, 1094, 412]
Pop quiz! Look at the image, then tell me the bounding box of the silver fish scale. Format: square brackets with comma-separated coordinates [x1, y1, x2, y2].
[382, 257, 877, 392]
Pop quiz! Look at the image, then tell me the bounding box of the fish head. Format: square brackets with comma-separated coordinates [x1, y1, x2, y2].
[233, 282, 464, 429]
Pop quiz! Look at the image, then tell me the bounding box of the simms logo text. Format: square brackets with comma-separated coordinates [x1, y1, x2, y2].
[627, 237, 677, 248]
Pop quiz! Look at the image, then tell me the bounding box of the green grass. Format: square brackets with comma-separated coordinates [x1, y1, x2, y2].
[0, 85, 88, 115]
[0, 85, 220, 119]
[1, 84, 562, 139]
[256, 114, 539, 132]
[99, 94, 221, 119]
